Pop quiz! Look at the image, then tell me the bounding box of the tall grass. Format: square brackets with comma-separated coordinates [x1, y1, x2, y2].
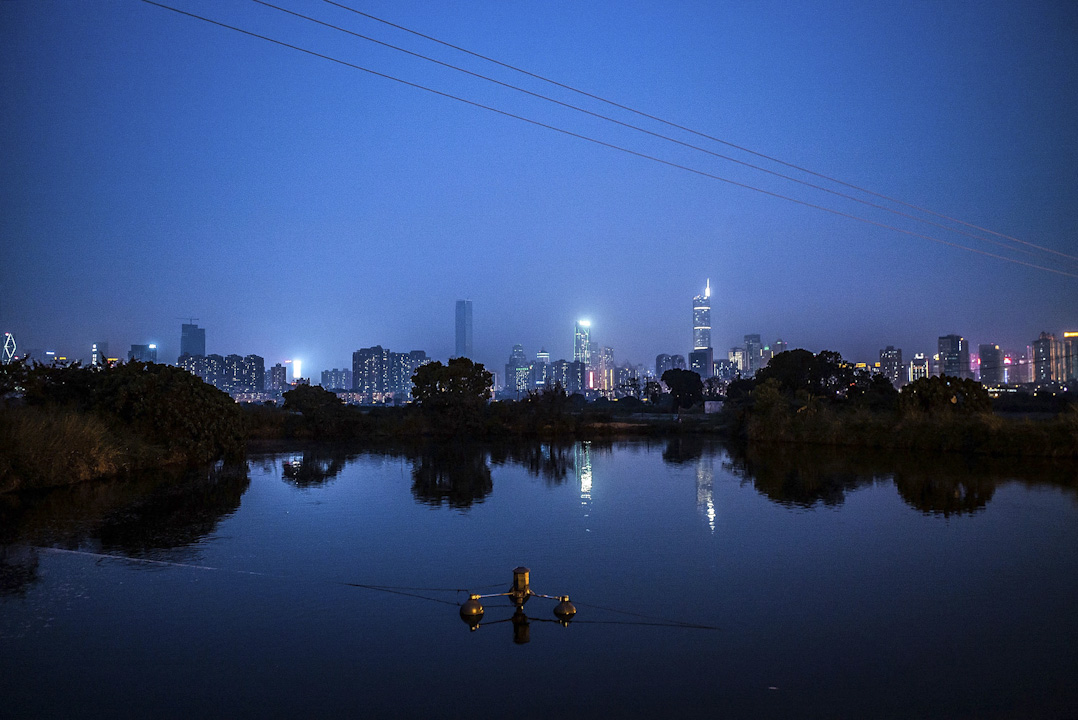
[0, 407, 126, 492]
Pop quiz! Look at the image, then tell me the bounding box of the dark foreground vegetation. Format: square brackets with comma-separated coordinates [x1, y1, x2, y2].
[721, 349, 1078, 456]
[1, 360, 244, 492]
[2, 351, 1075, 492]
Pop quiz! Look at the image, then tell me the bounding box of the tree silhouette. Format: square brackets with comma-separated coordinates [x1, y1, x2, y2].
[661, 368, 703, 417]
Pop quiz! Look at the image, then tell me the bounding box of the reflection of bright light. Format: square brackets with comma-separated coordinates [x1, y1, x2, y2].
[696, 459, 715, 533]
[576, 442, 592, 522]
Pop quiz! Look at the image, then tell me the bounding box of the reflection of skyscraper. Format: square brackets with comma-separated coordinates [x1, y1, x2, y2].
[180, 323, 206, 358]
[575, 441, 592, 525]
[454, 300, 473, 359]
[696, 455, 715, 533]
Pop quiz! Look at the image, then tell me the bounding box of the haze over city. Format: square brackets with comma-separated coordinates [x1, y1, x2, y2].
[3, 1, 1075, 375]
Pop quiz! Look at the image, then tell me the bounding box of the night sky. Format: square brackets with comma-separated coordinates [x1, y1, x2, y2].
[3, 0, 1076, 377]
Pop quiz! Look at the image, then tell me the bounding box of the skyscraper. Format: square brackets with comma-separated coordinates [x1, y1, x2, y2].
[938, 335, 969, 379]
[180, 323, 206, 358]
[91, 341, 109, 367]
[691, 280, 714, 378]
[505, 344, 531, 395]
[1032, 332, 1062, 383]
[128, 344, 158, 363]
[454, 300, 473, 359]
[909, 354, 930, 383]
[978, 344, 1004, 384]
[1064, 332, 1078, 382]
[574, 320, 591, 366]
[693, 280, 712, 351]
[532, 348, 550, 388]
[744, 334, 762, 376]
[879, 346, 903, 386]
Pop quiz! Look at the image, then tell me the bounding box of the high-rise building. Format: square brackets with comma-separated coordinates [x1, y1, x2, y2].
[180, 323, 206, 359]
[597, 346, 615, 395]
[691, 280, 714, 379]
[353, 345, 428, 403]
[713, 358, 737, 382]
[728, 347, 745, 375]
[574, 320, 592, 367]
[505, 344, 530, 395]
[693, 280, 712, 352]
[267, 363, 287, 393]
[879, 346, 903, 386]
[454, 301, 473, 359]
[321, 368, 353, 390]
[744, 335, 762, 376]
[978, 344, 1004, 385]
[938, 335, 970, 379]
[909, 354, 929, 383]
[532, 349, 550, 388]
[1064, 332, 1078, 382]
[1032, 332, 1063, 384]
[128, 344, 158, 363]
[91, 342, 109, 367]
[689, 349, 713, 378]
[656, 353, 687, 377]
[773, 339, 788, 355]
[550, 359, 586, 395]
[2, 332, 17, 364]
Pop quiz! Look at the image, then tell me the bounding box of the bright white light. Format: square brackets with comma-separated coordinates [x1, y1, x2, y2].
[149, 344, 156, 349]
[293, 359, 302, 379]
[578, 319, 591, 327]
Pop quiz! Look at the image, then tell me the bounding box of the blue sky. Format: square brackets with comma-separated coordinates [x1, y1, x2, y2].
[2, 0, 1075, 376]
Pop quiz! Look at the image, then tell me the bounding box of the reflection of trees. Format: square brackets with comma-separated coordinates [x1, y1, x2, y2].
[0, 466, 250, 594]
[724, 447, 871, 508]
[723, 442, 1078, 515]
[96, 468, 250, 554]
[662, 436, 708, 465]
[411, 444, 493, 509]
[492, 443, 574, 485]
[281, 448, 353, 488]
[892, 471, 995, 517]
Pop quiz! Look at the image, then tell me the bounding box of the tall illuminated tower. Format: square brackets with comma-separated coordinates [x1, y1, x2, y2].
[690, 280, 714, 378]
[693, 279, 712, 351]
[455, 300, 473, 359]
[574, 320, 591, 365]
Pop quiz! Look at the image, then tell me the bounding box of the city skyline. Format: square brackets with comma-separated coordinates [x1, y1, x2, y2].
[2, 2, 1075, 375]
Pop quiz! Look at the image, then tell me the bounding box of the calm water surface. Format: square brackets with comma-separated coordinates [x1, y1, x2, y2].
[2, 440, 1076, 719]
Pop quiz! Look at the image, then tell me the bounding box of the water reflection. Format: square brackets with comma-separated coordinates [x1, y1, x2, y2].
[0, 465, 249, 595]
[576, 442, 592, 523]
[723, 444, 1078, 515]
[280, 448, 353, 488]
[410, 444, 494, 509]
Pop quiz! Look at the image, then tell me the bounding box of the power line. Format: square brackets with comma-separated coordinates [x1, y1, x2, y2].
[324, 0, 1078, 266]
[137, 0, 1078, 279]
[253, 0, 1072, 266]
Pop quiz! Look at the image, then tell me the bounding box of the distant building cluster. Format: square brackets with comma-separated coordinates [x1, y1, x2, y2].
[349, 346, 429, 404]
[7, 286, 1074, 404]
